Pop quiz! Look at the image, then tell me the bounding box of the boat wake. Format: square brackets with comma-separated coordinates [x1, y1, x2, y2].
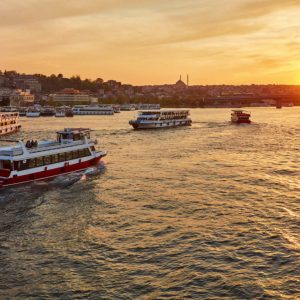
[0, 162, 107, 202]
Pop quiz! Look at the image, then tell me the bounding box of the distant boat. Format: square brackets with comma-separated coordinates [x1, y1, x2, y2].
[112, 105, 120, 113]
[55, 110, 65, 117]
[72, 105, 114, 115]
[0, 112, 21, 135]
[129, 109, 192, 129]
[231, 110, 251, 124]
[65, 109, 74, 117]
[26, 108, 40, 117]
[40, 107, 55, 116]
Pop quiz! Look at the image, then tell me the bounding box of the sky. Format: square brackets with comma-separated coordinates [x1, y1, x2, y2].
[1, 0, 300, 85]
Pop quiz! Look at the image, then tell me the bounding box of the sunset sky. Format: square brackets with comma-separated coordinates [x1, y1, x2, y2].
[1, 0, 300, 85]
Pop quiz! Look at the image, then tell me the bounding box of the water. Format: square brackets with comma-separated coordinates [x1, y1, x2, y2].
[0, 108, 299, 299]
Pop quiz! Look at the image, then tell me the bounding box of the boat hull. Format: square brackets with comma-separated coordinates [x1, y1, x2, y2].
[0, 156, 103, 188]
[129, 119, 192, 129]
[231, 120, 251, 124]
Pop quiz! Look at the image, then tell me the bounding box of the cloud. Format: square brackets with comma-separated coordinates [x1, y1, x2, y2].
[1, 0, 300, 84]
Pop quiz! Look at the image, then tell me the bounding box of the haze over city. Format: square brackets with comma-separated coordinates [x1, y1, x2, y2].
[1, 0, 300, 85]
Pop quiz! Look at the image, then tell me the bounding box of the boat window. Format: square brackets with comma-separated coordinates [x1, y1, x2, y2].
[28, 159, 36, 168]
[36, 157, 44, 167]
[52, 154, 59, 164]
[13, 161, 20, 171]
[72, 150, 79, 159]
[66, 152, 73, 161]
[90, 146, 95, 152]
[84, 148, 91, 156]
[44, 156, 52, 165]
[19, 160, 29, 170]
[78, 149, 85, 157]
[58, 153, 66, 162]
[73, 134, 81, 141]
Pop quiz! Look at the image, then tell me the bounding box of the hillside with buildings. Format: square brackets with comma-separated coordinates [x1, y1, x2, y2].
[1, 70, 300, 107]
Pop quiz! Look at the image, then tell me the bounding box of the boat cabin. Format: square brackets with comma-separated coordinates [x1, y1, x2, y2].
[57, 128, 91, 143]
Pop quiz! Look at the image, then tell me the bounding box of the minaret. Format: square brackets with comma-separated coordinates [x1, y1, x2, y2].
[180, 74, 182, 81]
[187, 74, 189, 87]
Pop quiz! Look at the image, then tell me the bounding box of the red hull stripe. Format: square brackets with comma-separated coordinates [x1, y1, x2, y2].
[1, 157, 101, 187]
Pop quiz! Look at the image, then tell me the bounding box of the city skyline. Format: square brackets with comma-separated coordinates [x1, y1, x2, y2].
[1, 0, 300, 85]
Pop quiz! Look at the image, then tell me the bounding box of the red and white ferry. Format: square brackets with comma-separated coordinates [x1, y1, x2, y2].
[0, 112, 21, 136]
[231, 110, 251, 124]
[0, 128, 106, 188]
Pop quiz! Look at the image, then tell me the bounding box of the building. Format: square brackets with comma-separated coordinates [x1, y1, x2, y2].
[49, 88, 91, 105]
[14, 75, 42, 93]
[18, 89, 35, 105]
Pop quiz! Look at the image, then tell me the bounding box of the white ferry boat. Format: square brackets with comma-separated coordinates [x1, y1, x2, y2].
[0, 112, 21, 136]
[129, 110, 192, 129]
[72, 105, 114, 115]
[55, 109, 66, 117]
[26, 107, 40, 117]
[120, 104, 136, 111]
[0, 106, 18, 112]
[137, 104, 160, 110]
[0, 128, 106, 188]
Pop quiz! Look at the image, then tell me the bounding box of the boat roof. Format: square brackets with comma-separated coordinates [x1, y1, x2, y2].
[139, 109, 189, 113]
[56, 128, 91, 134]
[232, 110, 250, 113]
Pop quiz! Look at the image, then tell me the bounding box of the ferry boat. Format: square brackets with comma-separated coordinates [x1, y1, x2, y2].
[26, 107, 40, 117]
[0, 112, 21, 136]
[65, 109, 74, 117]
[40, 106, 55, 116]
[120, 104, 136, 111]
[0, 128, 106, 188]
[18, 107, 27, 117]
[137, 104, 160, 110]
[55, 109, 66, 117]
[112, 105, 121, 113]
[72, 105, 114, 115]
[231, 110, 251, 124]
[129, 109, 192, 129]
[0, 106, 18, 112]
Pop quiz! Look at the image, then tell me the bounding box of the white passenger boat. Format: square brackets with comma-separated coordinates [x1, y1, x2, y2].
[72, 105, 114, 115]
[0, 112, 21, 136]
[55, 109, 66, 117]
[129, 109, 192, 129]
[0, 128, 106, 188]
[26, 108, 40, 117]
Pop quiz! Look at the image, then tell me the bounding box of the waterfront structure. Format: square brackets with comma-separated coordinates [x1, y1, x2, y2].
[0, 128, 106, 188]
[49, 89, 91, 105]
[0, 112, 21, 136]
[72, 105, 114, 115]
[231, 110, 251, 124]
[129, 109, 192, 129]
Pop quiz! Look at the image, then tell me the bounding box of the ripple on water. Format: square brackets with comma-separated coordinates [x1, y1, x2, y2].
[0, 108, 300, 299]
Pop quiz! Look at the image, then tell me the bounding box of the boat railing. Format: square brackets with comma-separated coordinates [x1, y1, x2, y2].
[28, 139, 86, 153]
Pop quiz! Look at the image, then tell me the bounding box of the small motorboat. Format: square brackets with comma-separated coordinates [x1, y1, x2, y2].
[231, 110, 251, 124]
